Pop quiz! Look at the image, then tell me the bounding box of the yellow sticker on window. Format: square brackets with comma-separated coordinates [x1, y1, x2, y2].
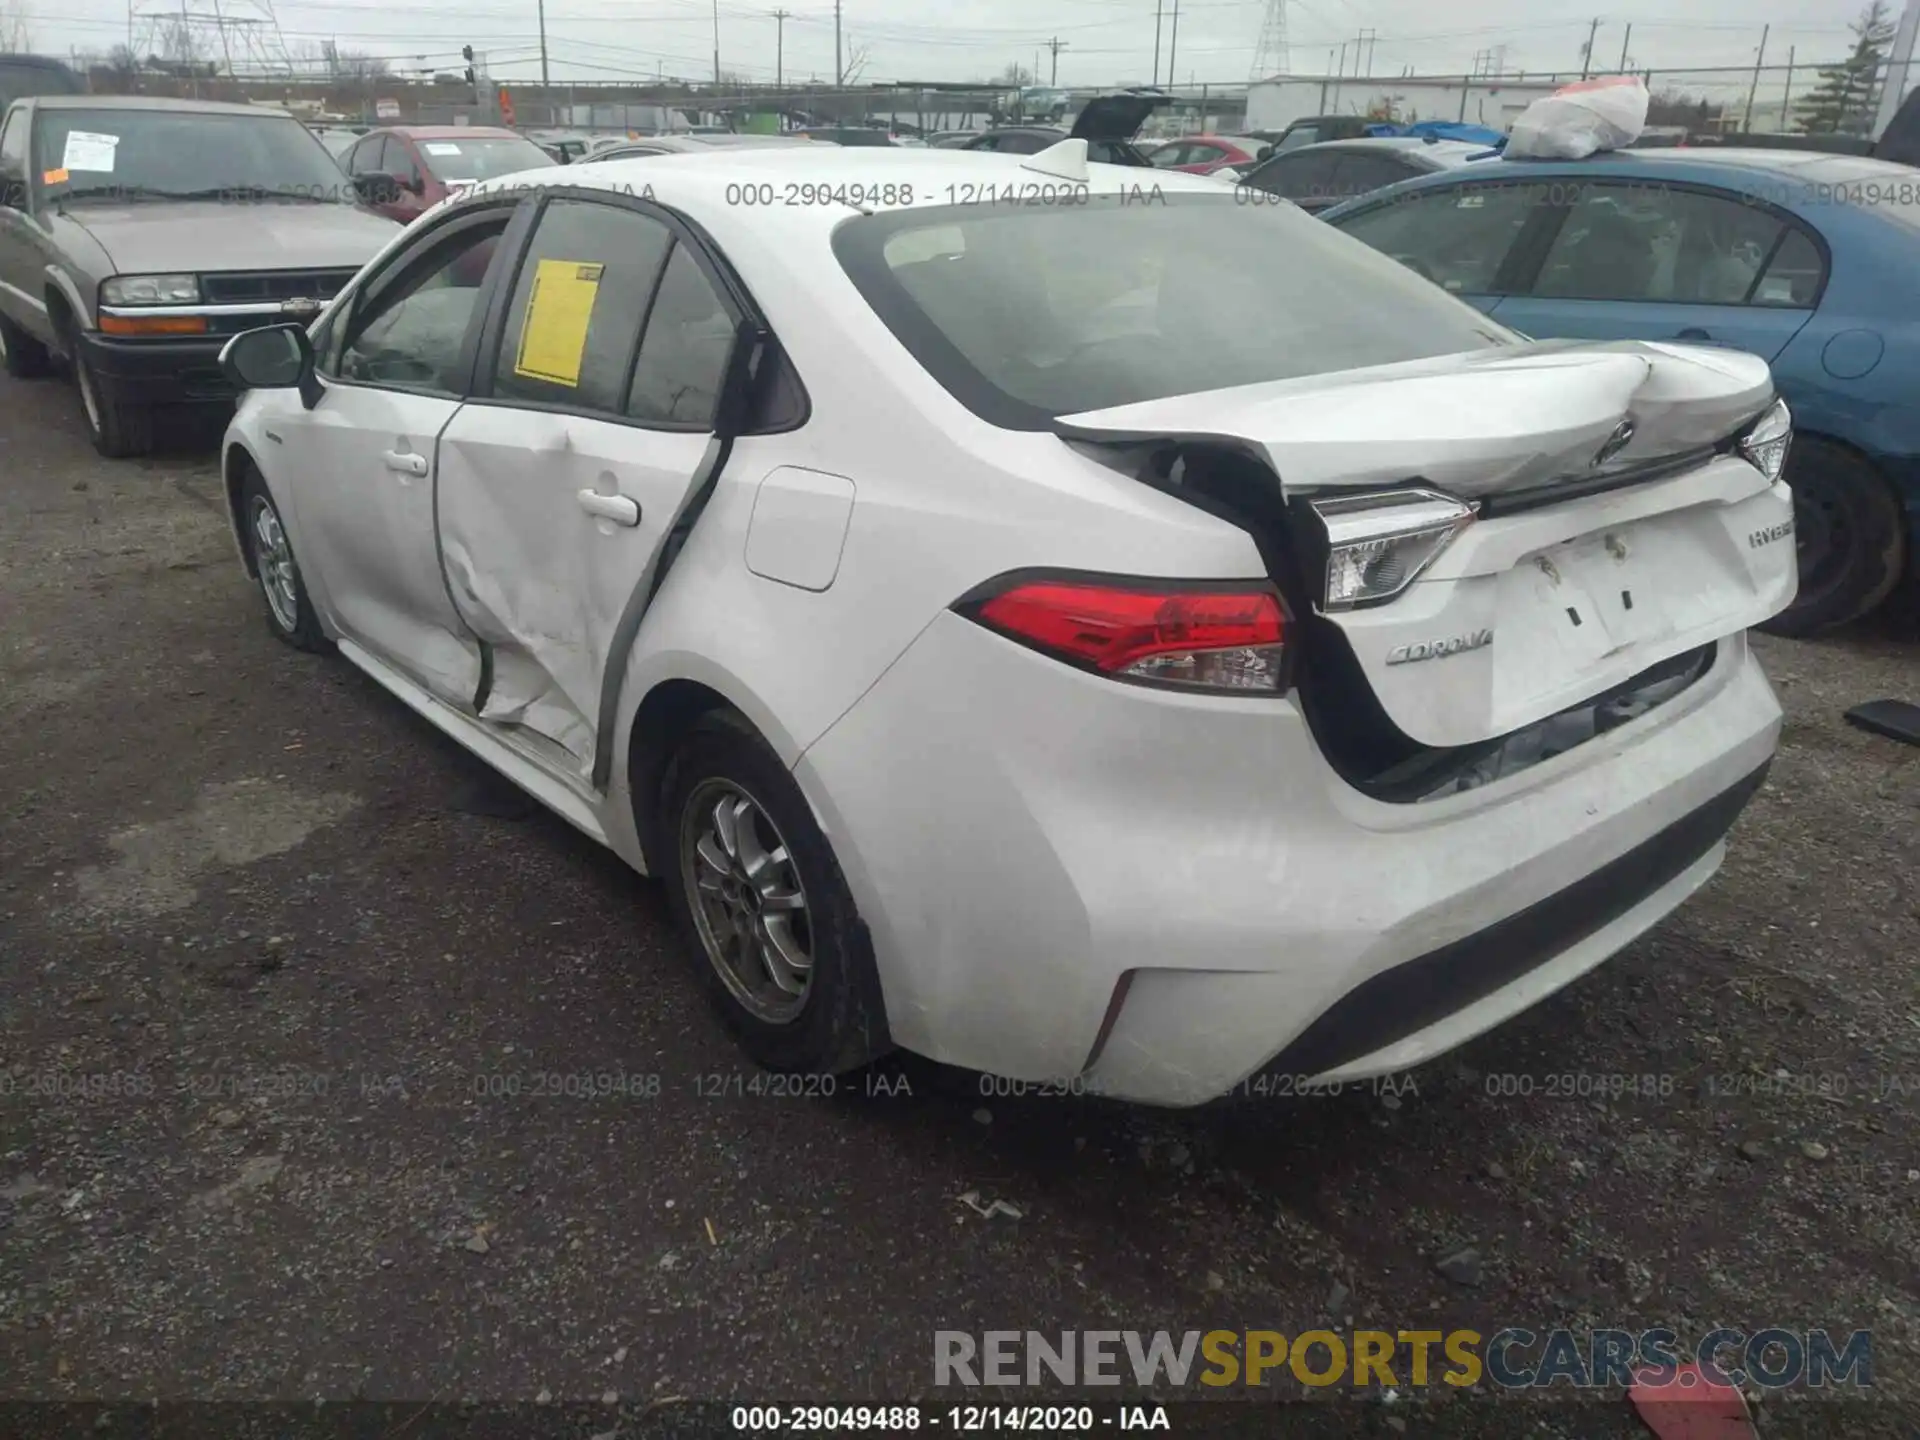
[512, 259, 605, 387]
[42, 167, 69, 185]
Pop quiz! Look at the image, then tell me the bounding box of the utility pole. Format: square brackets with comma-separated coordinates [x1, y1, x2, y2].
[1153, 0, 1163, 87]
[772, 8, 789, 87]
[1617, 23, 1630, 73]
[1578, 16, 1600, 79]
[1782, 44, 1794, 127]
[1743, 22, 1769, 133]
[538, 0, 549, 87]
[1359, 27, 1375, 76]
[1167, 0, 1180, 91]
[713, 0, 722, 87]
[1045, 35, 1067, 85]
[834, 0, 843, 87]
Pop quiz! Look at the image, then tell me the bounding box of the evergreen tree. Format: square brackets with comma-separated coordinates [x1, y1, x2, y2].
[1797, 1, 1896, 136]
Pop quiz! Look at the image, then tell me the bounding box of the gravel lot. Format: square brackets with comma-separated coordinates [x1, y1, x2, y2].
[2, 372, 1917, 1434]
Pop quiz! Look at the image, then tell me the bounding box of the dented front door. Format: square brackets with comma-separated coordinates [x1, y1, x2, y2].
[434, 196, 741, 774]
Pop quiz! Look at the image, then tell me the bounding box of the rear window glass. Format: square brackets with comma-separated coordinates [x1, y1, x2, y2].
[834, 193, 1516, 428]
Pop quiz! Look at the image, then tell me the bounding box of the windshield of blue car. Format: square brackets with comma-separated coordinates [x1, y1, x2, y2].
[836, 192, 1518, 428]
[34, 108, 353, 202]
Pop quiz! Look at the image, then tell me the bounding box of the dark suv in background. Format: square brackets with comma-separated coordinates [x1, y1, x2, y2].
[0, 54, 85, 108]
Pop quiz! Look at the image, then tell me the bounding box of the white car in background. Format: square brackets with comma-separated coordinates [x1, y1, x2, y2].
[215, 142, 1794, 1105]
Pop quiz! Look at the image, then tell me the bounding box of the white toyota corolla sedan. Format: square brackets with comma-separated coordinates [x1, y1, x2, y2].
[216, 141, 1795, 1106]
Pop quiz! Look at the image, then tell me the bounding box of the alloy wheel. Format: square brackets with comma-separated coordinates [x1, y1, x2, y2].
[250, 496, 300, 634]
[678, 778, 813, 1023]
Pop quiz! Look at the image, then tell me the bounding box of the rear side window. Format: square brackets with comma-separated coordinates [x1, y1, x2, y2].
[1246, 150, 1340, 203]
[1332, 182, 1540, 295]
[1531, 183, 1800, 305]
[493, 198, 674, 415]
[1751, 226, 1825, 307]
[1335, 153, 1419, 195]
[835, 193, 1515, 429]
[626, 244, 734, 428]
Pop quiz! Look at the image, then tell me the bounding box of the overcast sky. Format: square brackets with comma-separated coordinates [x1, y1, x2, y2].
[9, 0, 1881, 89]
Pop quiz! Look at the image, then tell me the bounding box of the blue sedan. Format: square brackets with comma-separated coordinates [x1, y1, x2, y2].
[1321, 148, 1920, 634]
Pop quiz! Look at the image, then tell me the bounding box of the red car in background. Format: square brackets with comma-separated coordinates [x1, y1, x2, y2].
[1145, 134, 1269, 174]
[341, 125, 557, 223]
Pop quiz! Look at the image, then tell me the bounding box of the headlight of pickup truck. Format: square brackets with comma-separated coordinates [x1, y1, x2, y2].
[100, 274, 201, 306]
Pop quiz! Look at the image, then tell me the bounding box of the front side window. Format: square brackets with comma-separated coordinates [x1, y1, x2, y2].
[1531, 183, 1795, 305]
[836, 193, 1515, 428]
[32, 107, 351, 203]
[333, 215, 510, 391]
[1332, 182, 1541, 295]
[492, 198, 674, 415]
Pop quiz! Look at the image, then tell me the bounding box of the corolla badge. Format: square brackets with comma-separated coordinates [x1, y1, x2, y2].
[1385, 629, 1493, 665]
[1591, 418, 1636, 468]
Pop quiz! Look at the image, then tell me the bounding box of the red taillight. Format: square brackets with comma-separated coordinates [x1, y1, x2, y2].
[967, 578, 1287, 694]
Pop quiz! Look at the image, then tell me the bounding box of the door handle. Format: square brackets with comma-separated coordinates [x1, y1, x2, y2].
[576, 490, 640, 526]
[1675, 327, 1712, 341]
[382, 450, 429, 476]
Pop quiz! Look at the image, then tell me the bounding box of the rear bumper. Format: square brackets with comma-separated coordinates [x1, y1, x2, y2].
[797, 613, 1782, 1107]
[75, 331, 233, 406]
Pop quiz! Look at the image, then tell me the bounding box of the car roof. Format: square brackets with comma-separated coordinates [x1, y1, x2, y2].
[465, 141, 1223, 211]
[1492, 146, 1916, 184]
[1304, 137, 1492, 163]
[386, 125, 523, 139]
[599, 134, 818, 153]
[1318, 143, 1920, 225]
[34, 94, 288, 117]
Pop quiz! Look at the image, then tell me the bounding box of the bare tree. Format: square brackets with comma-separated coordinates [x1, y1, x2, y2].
[839, 43, 871, 86]
[0, 0, 33, 52]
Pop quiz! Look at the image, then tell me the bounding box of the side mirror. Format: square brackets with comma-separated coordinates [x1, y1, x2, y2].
[221, 323, 315, 401]
[1256, 144, 1273, 161]
[0, 173, 24, 210]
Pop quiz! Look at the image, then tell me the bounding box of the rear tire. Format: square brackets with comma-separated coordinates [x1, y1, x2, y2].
[0, 312, 53, 379]
[659, 712, 890, 1075]
[240, 469, 328, 652]
[1760, 437, 1905, 637]
[72, 341, 153, 459]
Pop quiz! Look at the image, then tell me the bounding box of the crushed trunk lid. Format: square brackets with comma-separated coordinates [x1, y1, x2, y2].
[1057, 338, 1795, 749]
[1056, 338, 1773, 499]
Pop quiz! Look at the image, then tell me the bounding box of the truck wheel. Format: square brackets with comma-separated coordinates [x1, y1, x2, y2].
[73, 343, 154, 459]
[0, 312, 53, 379]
